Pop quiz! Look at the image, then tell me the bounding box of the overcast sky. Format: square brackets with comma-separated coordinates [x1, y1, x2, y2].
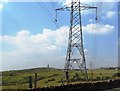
[0, 0, 118, 71]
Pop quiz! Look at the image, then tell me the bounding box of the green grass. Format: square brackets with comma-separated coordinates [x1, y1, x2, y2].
[1, 67, 119, 89]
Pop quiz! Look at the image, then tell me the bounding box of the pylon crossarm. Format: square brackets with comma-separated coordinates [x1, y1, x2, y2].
[55, 2, 97, 22]
[56, 2, 97, 11]
[56, 6, 97, 12]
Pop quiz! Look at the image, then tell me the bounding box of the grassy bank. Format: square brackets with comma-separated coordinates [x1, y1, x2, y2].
[1, 67, 119, 89]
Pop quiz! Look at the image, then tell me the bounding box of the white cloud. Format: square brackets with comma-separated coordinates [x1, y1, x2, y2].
[1, 26, 69, 71]
[84, 49, 88, 53]
[103, 11, 116, 18]
[0, 3, 3, 10]
[3, 26, 69, 51]
[4, 0, 9, 2]
[46, 45, 59, 51]
[83, 23, 114, 34]
[1, 24, 114, 71]
[0, 36, 2, 41]
[89, 19, 93, 22]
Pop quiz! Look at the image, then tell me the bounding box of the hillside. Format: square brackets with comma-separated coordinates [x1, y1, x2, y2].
[1, 67, 119, 89]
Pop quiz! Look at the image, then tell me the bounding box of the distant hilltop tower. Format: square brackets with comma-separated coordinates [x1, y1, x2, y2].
[56, 0, 97, 82]
[47, 64, 49, 68]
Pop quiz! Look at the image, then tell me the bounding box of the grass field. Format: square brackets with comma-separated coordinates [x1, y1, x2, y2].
[1, 67, 119, 89]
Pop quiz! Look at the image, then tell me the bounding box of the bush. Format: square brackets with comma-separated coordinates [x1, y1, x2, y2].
[101, 76, 110, 80]
[96, 77, 101, 80]
[112, 73, 120, 77]
[48, 78, 55, 82]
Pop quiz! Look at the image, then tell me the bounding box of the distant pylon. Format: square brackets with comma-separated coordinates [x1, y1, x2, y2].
[56, 0, 97, 82]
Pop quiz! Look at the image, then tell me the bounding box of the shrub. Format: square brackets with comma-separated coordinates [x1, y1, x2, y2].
[48, 78, 55, 82]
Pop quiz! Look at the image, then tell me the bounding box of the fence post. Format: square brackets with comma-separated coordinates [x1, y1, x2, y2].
[29, 76, 32, 89]
[34, 73, 37, 88]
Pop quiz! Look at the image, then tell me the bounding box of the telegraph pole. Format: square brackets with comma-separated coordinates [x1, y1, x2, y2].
[56, 0, 97, 82]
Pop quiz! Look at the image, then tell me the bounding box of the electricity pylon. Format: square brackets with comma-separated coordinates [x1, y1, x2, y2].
[56, 0, 97, 82]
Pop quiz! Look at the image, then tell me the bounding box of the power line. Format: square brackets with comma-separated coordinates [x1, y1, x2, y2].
[90, 1, 95, 69]
[49, 0, 63, 26]
[39, 0, 54, 19]
[90, 1, 99, 69]
[94, 2, 102, 63]
[50, 0, 56, 11]
[36, 0, 60, 28]
[91, 2, 102, 69]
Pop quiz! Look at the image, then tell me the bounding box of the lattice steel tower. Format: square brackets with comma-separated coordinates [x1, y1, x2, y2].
[56, 0, 97, 82]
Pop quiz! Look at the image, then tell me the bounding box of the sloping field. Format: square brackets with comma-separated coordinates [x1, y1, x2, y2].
[1, 67, 119, 90]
